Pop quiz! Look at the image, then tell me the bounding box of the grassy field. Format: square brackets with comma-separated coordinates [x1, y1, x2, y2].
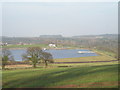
[2, 49, 119, 88]
[92, 49, 117, 58]
[2, 63, 119, 88]
[54, 55, 116, 62]
[2, 44, 48, 48]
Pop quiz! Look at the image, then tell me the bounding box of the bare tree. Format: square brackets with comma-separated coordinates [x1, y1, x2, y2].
[2, 48, 14, 69]
[22, 47, 42, 68]
[41, 52, 54, 67]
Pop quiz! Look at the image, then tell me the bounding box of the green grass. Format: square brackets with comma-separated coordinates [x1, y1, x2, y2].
[2, 44, 48, 48]
[50, 61, 118, 67]
[54, 56, 116, 62]
[2, 63, 119, 88]
[92, 49, 117, 58]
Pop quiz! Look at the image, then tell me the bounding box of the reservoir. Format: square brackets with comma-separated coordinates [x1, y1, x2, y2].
[9, 49, 98, 61]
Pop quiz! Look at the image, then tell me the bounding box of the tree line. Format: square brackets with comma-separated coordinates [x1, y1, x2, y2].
[2, 47, 54, 69]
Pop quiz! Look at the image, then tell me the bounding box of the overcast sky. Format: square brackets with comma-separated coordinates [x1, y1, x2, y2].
[1, 1, 118, 37]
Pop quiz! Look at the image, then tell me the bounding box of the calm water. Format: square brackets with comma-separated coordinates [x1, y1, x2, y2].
[9, 49, 98, 61]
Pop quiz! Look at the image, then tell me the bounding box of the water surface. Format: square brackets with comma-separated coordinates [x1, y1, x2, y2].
[10, 49, 98, 61]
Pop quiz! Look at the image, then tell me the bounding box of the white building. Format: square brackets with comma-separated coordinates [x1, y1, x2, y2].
[0, 42, 8, 46]
[49, 44, 56, 47]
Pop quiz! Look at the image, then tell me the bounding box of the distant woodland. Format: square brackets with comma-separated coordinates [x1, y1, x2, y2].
[1, 34, 118, 56]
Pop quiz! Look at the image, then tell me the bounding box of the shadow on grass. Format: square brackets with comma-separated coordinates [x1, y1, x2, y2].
[3, 64, 118, 88]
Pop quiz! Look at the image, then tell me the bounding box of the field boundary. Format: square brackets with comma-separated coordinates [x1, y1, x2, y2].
[54, 60, 118, 64]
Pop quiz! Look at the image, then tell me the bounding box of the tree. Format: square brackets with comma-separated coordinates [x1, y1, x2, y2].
[2, 48, 14, 69]
[22, 47, 42, 68]
[41, 52, 54, 67]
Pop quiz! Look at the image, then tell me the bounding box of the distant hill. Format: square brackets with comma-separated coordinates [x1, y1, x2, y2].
[72, 34, 118, 38]
[1, 34, 118, 45]
[39, 35, 63, 38]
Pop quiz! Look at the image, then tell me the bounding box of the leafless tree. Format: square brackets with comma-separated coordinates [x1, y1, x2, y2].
[41, 52, 54, 67]
[22, 47, 42, 68]
[2, 48, 14, 69]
